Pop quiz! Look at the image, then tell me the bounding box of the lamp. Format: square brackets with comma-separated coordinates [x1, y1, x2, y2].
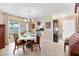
[55, 28, 58, 31]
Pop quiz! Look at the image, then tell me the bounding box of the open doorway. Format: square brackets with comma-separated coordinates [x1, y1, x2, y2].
[8, 20, 20, 44]
[62, 20, 75, 40]
[7, 20, 28, 44]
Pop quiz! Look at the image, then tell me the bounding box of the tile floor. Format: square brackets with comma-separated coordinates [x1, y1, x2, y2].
[0, 39, 68, 56]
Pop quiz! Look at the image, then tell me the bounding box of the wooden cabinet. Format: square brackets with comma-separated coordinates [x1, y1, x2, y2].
[53, 20, 59, 42]
[0, 25, 5, 49]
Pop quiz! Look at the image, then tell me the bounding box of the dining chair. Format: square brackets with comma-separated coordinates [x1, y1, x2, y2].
[31, 35, 41, 51]
[13, 33, 26, 54]
[64, 38, 69, 52]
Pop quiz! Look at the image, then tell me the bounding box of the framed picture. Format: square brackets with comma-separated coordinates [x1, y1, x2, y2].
[32, 23, 35, 29]
[46, 22, 51, 28]
[75, 3, 79, 13]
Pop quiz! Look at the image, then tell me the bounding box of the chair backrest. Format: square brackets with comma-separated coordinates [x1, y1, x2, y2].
[64, 38, 69, 45]
[36, 35, 40, 45]
[12, 33, 19, 45]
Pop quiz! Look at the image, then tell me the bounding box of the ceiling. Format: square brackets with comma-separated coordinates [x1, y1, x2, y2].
[0, 3, 75, 19]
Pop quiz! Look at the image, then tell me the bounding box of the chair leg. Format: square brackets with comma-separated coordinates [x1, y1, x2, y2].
[39, 45, 41, 51]
[31, 45, 33, 52]
[17, 46, 19, 49]
[64, 44, 66, 52]
[13, 46, 16, 54]
[23, 44, 25, 53]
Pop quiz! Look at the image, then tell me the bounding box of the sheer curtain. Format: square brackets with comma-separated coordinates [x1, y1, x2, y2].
[75, 3, 79, 32]
[76, 14, 79, 33]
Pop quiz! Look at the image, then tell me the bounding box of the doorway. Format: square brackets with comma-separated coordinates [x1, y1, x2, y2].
[8, 20, 20, 44]
[8, 20, 28, 44]
[62, 20, 75, 40]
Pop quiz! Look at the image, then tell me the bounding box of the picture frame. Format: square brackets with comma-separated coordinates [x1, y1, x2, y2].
[46, 22, 51, 28]
[32, 23, 35, 29]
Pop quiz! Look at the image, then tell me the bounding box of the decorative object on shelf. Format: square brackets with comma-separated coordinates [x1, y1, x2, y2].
[40, 28, 44, 31]
[46, 22, 51, 28]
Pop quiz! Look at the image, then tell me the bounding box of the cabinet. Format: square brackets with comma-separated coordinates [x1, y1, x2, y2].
[0, 25, 5, 49]
[53, 20, 59, 42]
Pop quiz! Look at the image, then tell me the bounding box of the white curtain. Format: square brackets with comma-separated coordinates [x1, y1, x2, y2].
[76, 14, 79, 32]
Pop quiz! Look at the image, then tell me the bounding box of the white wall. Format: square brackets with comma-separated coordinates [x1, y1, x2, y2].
[34, 16, 53, 42]
[0, 12, 5, 24]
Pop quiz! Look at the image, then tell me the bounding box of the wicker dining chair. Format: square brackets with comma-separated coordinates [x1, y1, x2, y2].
[31, 35, 41, 51]
[64, 38, 69, 52]
[13, 33, 26, 54]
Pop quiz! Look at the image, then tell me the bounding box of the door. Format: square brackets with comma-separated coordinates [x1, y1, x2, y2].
[0, 25, 5, 49]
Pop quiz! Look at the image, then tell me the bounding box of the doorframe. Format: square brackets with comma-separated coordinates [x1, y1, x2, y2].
[7, 20, 20, 44]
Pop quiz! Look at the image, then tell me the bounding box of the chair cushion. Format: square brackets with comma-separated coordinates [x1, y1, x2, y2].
[64, 39, 69, 45]
[70, 40, 79, 56]
[15, 40, 25, 45]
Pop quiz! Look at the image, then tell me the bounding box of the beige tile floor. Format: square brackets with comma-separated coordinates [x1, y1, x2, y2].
[0, 39, 68, 56]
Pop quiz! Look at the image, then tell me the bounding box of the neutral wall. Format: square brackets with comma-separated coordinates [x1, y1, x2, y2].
[3, 13, 8, 45]
[34, 16, 53, 42]
[0, 12, 4, 24]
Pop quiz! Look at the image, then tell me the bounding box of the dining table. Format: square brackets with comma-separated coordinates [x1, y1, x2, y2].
[18, 33, 36, 49]
[18, 34, 36, 42]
